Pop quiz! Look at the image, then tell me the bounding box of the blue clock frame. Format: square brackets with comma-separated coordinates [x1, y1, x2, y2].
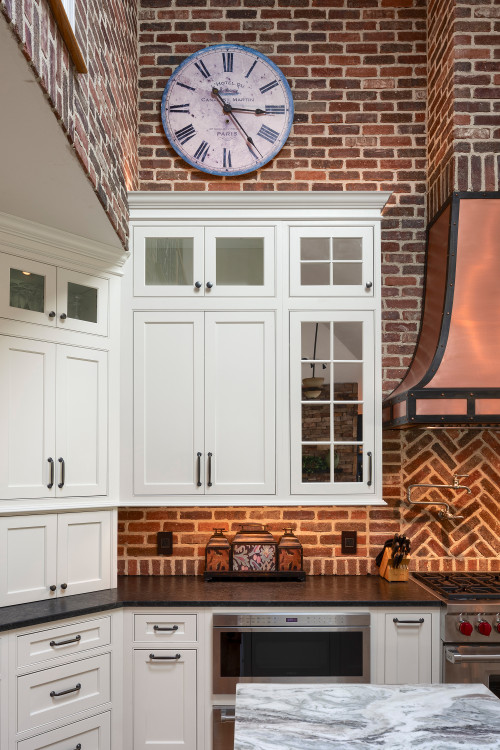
[160, 44, 294, 177]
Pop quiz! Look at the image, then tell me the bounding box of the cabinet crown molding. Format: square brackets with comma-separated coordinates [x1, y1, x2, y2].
[0, 211, 128, 276]
[128, 191, 392, 219]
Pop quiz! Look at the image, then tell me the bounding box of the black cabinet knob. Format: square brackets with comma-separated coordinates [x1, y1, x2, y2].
[48, 311, 56, 318]
[50, 585, 57, 592]
[206, 281, 213, 289]
[60, 583, 68, 590]
[60, 313, 67, 320]
[194, 281, 202, 289]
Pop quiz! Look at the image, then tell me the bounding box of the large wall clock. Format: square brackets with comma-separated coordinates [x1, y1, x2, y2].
[161, 44, 294, 176]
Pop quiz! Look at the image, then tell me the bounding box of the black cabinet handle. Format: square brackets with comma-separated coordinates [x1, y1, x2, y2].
[154, 625, 179, 632]
[47, 458, 54, 489]
[195, 281, 202, 289]
[207, 452, 213, 487]
[61, 583, 68, 590]
[60, 312, 67, 320]
[50, 635, 81, 647]
[58, 457, 65, 488]
[367, 451, 372, 487]
[48, 311, 56, 318]
[149, 653, 181, 660]
[50, 682, 81, 697]
[206, 281, 213, 289]
[197, 452, 202, 487]
[50, 585, 57, 592]
[393, 617, 424, 625]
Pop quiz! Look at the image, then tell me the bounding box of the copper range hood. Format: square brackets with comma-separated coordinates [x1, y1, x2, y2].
[383, 192, 500, 428]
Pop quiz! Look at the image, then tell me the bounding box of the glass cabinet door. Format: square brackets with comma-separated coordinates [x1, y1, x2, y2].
[204, 226, 275, 296]
[290, 311, 374, 495]
[57, 269, 109, 336]
[0, 253, 57, 326]
[133, 226, 204, 297]
[289, 226, 373, 297]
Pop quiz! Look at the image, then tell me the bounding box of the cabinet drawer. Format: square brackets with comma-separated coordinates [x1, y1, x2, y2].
[134, 613, 197, 642]
[17, 712, 110, 750]
[17, 616, 111, 669]
[17, 653, 111, 733]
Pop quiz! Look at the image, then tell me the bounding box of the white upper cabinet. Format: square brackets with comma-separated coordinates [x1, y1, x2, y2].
[133, 225, 275, 297]
[0, 335, 107, 500]
[134, 311, 275, 495]
[290, 311, 375, 497]
[289, 226, 374, 297]
[0, 253, 109, 335]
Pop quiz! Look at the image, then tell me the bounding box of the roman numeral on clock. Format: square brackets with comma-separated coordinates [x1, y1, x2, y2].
[169, 103, 190, 113]
[259, 80, 279, 94]
[223, 148, 232, 169]
[194, 141, 210, 162]
[176, 82, 195, 92]
[194, 60, 211, 79]
[257, 124, 279, 144]
[265, 105, 286, 115]
[175, 124, 196, 145]
[222, 52, 234, 73]
[245, 59, 258, 78]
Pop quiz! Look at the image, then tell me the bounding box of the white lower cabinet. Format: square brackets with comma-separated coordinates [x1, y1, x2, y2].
[382, 611, 438, 684]
[17, 653, 111, 733]
[17, 712, 111, 750]
[0, 511, 113, 606]
[133, 649, 197, 749]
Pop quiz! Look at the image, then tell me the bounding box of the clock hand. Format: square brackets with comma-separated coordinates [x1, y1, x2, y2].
[227, 107, 271, 115]
[212, 88, 263, 157]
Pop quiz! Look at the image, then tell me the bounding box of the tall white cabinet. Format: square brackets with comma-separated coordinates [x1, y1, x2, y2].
[0, 213, 124, 607]
[124, 192, 388, 506]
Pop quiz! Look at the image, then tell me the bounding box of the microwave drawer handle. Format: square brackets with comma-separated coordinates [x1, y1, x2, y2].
[446, 647, 500, 664]
[393, 618, 424, 625]
[149, 653, 181, 660]
[221, 709, 235, 723]
[154, 625, 179, 632]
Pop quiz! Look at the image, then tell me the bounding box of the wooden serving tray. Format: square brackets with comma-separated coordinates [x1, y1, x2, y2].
[203, 570, 306, 582]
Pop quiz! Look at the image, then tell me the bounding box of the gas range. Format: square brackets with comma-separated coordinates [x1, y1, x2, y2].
[413, 572, 500, 643]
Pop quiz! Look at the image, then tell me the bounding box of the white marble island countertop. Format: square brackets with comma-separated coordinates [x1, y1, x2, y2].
[234, 683, 500, 749]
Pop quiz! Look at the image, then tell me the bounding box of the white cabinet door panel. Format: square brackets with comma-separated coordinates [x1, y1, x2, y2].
[205, 312, 275, 494]
[384, 613, 433, 684]
[133, 226, 205, 297]
[17, 616, 111, 668]
[56, 346, 107, 497]
[133, 649, 197, 749]
[17, 712, 111, 750]
[17, 653, 111, 733]
[0, 515, 58, 606]
[134, 312, 204, 494]
[57, 511, 112, 597]
[57, 268, 109, 337]
[0, 337, 56, 499]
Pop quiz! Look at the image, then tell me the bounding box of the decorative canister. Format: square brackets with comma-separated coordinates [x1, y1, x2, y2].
[231, 523, 277, 572]
[205, 529, 231, 572]
[278, 528, 304, 571]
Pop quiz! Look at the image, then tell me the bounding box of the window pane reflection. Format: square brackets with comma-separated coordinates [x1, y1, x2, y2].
[10, 268, 45, 313]
[67, 282, 98, 323]
[216, 237, 264, 286]
[302, 445, 331, 483]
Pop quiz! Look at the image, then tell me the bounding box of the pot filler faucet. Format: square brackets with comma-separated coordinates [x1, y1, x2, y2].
[406, 474, 471, 520]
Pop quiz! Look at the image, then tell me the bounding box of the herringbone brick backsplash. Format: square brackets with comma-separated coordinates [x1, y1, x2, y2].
[118, 429, 500, 576]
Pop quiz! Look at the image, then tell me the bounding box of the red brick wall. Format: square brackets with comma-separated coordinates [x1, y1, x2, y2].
[1, 0, 139, 245]
[117, 0, 500, 576]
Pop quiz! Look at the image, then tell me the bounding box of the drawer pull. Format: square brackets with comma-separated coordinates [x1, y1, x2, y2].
[50, 635, 81, 648]
[50, 682, 81, 698]
[149, 653, 181, 661]
[154, 625, 179, 632]
[393, 617, 424, 625]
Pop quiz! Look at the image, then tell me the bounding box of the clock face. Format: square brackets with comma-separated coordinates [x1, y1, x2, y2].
[161, 45, 294, 176]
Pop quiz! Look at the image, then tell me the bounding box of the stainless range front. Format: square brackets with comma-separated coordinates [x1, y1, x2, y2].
[414, 572, 500, 698]
[212, 612, 370, 695]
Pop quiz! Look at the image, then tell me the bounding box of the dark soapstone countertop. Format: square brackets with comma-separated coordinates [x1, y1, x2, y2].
[0, 574, 442, 633]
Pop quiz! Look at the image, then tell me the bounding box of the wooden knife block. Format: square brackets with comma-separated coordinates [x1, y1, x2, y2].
[379, 547, 410, 582]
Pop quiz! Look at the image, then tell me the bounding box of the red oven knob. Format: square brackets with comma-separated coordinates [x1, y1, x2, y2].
[459, 620, 473, 636]
[496, 622, 500, 634]
[478, 619, 492, 636]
